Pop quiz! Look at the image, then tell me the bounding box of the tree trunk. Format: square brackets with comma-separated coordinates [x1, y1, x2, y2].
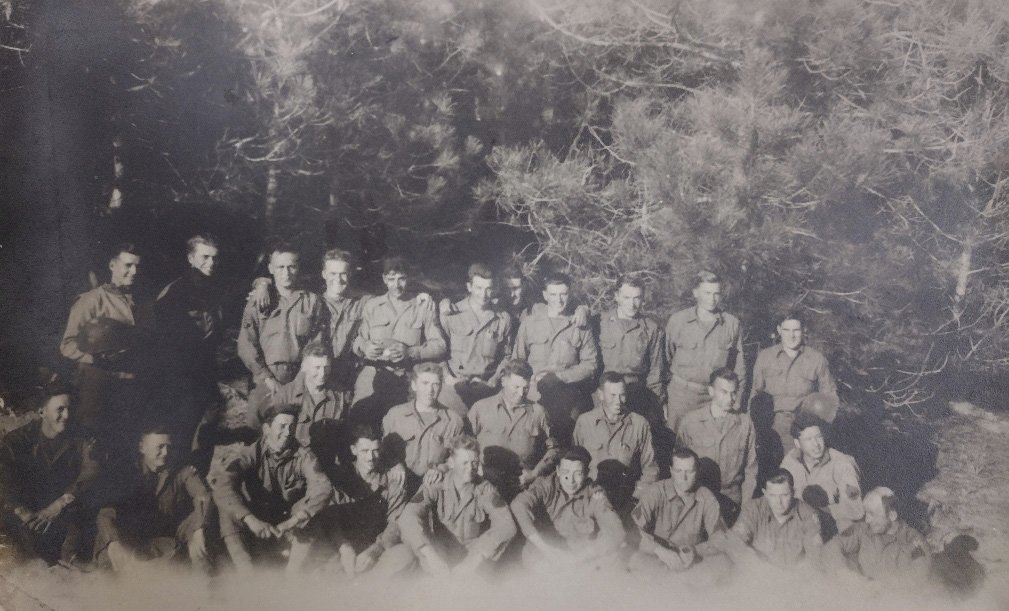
[954, 239, 973, 318]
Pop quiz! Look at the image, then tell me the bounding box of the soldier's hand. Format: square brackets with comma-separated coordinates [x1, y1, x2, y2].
[385, 343, 406, 363]
[518, 469, 536, 488]
[656, 546, 683, 571]
[416, 292, 433, 308]
[263, 377, 282, 394]
[29, 499, 66, 532]
[423, 468, 444, 488]
[250, 278, 272, 312]
[676, 545, 696, 571]
[188, 528, 208, 562]
[339, 543, 357, 577]
[387, 465, 406, 490]
[355, 546, 380, 574]
[244, 515, 277, 539]
[363, 341, 385, 360]
[13, 506, 34, 524]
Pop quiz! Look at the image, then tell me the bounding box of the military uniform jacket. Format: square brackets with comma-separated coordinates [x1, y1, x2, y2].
[441, 299, 514, 379]
[632, 480, 725, 554]
[209, 439, 332, 526]
[237, 289, 325, 381]
[322, 292, 369, 389]
[831, 520, 930, 580]
[676, 404, 758, 504]
[781, 448, 863, 530]
[60, 283, 149, 368]
[94, 462, 211, 555]
[467, 393, 559, 475]
[330, 463, 408, 554]
[155, 269, 224, 375]
[596, 309, 666, 394]
[572, 408, 658, 493]
[664, 307, 745, 387]
[353, 293, 447, 365]
[750, 344, 837, 413]
[382, 403, 465, 477]
[512, 308, 598, 384]
[511, 474, 623, 554]
[271, 374, 348, 449]
[731, 496, 822, 568]
[0, 420, 98, 513]
[399, 477, 516, 561]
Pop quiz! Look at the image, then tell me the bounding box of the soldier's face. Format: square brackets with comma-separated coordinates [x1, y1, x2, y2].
[693, 282, 721, 312]
[351, 437, 380, 474]
[269, 252, 299, 290]
[187, 243, 218, 277]
[543, 283, 569, 315]
[109, 252, 141, 287]
[864, 497, 894, 535]
[302, 355, 330, 389]
[778, 319, 803, 350]
[501, 374, 530, 405]
[467, 276, 495, 309]
[505, 278, 524, 307]
[322, 259, 351, 296]
[264, 414, 296, 452]
[764, 481, 795, 518]
[383, 271, 408, 299]
[708, 377, 738, 411]
[412, 372, 442, 405]
[671, 455, 698, 495]
[557, 459, 588, 495]
[600, 381, 627, 418]
[449, 448, 480, 484]
[615, 284, 642, 318]
[139, 433, 172, 473]
[795, 426, 826, 463]
[39, 394, 70, 437]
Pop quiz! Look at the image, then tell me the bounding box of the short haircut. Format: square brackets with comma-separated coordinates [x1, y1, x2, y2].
[559, 446, 592, 470]
[187, 234, 218, 256]
[109, 243, 139, 263]
[615, 275, 646, 293]
[709, 367, 739, 387]
[500, 265, 524, 282]
[671, 447, 699, 467]
[765, 468, 795, 491]
[447, 434, 480, 458]
[778, 309, 805, 328]
[382, 256, 409, 276]
[261, 402, 300, 425]
[349, 423, 381, 445]
[790, 411, 829, 439]
[269, 242, 299, 259]
[410, 361, 444, 382]
[301, 343, 330, 362]
[322, 248, 353, 267]
[467, 263, 495, 283]
[865, 487, 897, 514]
[138, 420, 171, 440]
[598, 371, 627, 389]
[542, 272, 572, 290]
[498, 359, 533, 381]
[692, 271, 720, 289]
[38, 379, 72, 407]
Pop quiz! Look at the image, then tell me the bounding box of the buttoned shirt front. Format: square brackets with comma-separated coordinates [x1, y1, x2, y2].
[513, 309, 598, 384]
[468, 393, 558, 475]
[382, 403, 465, 477]
[61, 284, 146, 365]
[597, 309, 666, 393]
[664, 307, 744, 387]
[511, 475, 624, 553]
[831, 520, 929, 580]
[676, 404, 757, 504]
[441, 299, 514, 380]
[271, 374, 348, 449]
[632, 480, 725, 554]
[750, 344, 837, 413]
[781, 448, 863, 530]
[330, 463, 408, 554]
[354, 293, 446, 365]
[732, 496, 822, 568]
[572, 408, 658, 492]
[237, 289, 325, 380]
[322, 292, 369, 387]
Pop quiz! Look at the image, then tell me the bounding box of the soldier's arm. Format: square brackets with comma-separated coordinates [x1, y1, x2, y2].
[398, 485, 438, 553]
[631, 494, 661, 555]
[801, 507, 824, 563]
[694, 494, 728, 556]
[647, 325, 668, 395]
[60, 293, 99, 364]
[749, 351, 767, 405]
[353, 301, 376, 358]
[407, 300, 447, 362]
[554, 328, 598, 384]
[663, 316, 678, 376]
[741, 422, 758, 504]
[65, 438, 99, 502]
[511, 319, 530, 361]
[176, 466, 213, 543]
[93, 506, 121, 557]
[531, 409, 560, 478]
[469, 486, 517, 562]
[586, 490, 625, 558]
[816, 352, 839, 401]
[292, 451, 335, 519]
[0, 438, 24, 516]
[208, 445, 256, 523]
[832, 459, 865, 527]
[373, 465, 410, 553]
[509, 482, 545, 539]
[236, 301, 270, 382]
[635, 425, 659, 496]
[732, 323, 746, 396]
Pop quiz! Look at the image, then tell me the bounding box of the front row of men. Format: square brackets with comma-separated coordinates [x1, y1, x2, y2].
[0, 371, 931, 587]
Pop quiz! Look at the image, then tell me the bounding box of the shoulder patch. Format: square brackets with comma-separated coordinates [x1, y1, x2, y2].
[409, 490, 426, 504]
[845, 484, 860, 501]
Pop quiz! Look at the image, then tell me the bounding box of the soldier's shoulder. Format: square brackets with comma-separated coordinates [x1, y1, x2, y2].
[627, 411, 651, 429]
[1, 419, 40, 449]
[795, 499, 822, 523]
[827, 448, 858, 468]
[476, 480, 507, 505]
[665, 307, 695, 325]
[383, 403, 413, 421]
[694, 484, 720, 505]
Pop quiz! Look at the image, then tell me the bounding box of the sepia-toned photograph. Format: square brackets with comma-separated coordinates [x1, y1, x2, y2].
[0, 0, 1007, 608]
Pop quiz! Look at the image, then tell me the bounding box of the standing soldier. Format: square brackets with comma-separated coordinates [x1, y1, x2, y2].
[750, 311, 838, 461]
[318, 249, 370, 405]
[664, 271, 745, 432]
[60, 243, 150, 451]
[237, 243, 326, 429]
[512, 272, 598, 441]
[439, 264, 514, 416]
[353, 257, 446, 426]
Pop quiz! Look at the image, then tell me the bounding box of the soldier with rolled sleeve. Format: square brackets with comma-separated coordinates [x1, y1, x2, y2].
[676, 368, 757, 525]
[468, 359, 560, 502]
[664, 271, 745, 432]
[439, 264, 514, 416]
[353, 257, 447, 427]
[511, 446, 624, 571]
[395, 435, 517, 575]
[209, 402, 334, 575]
[512, 272, 598, 442]
[238, 244, 326, 429]
[750, 310, 838, 462]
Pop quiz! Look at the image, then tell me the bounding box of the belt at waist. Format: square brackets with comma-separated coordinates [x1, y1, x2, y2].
[360, 360, 408, 372]
[670, 374, 707, 392]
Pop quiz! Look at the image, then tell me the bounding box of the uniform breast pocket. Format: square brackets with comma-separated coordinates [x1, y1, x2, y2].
[369, 318, 392, 341]
[479, 331, 501, 358]
[400, 320, 423, 346]
[614, 442, 634, 465]
[461, 511, 486, 541]
[715, 340, 732, 365]
[556, 337, 578, 365]
[293, 312, 312, 338]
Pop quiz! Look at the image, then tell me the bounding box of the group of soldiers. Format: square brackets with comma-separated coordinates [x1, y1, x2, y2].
[0, 236, 953, 589]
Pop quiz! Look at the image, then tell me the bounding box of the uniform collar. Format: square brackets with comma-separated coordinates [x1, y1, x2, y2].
[495, 393, 532, 414]
[662, 480, 698, 506]
[774, 343, 805, 358]
[590, 407, 629, 426]
[798, 448, 832, 471]
[685, 307, 723, 325]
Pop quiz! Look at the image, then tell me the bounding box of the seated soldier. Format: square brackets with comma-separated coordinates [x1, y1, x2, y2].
[325, 424, 410, 579]
[209, 402, 333, 575]
[823, 487, 931, 582]
[676, 368, 757, 525]
[511, 446, 624, 571]
[726, 469, 822, 569]
[382, 363, 465, 487]
[780, 412, 862, 535]
[629, 448, 729, 581]
[0, 380, 98, 567]
[395, 435, 517, 575]
[94, 423, 212, 573]
[468, 359, 559, 502]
